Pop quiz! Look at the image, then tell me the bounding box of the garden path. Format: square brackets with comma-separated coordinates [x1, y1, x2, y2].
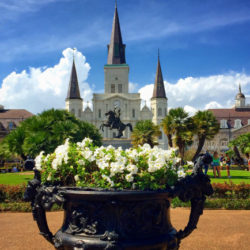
[0, 208, 249, 250]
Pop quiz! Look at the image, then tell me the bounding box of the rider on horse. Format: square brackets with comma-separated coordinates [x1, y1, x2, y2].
[110, 106, 121, 129]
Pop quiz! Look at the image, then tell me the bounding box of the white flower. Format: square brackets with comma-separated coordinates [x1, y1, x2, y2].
[102, 174, 114, 187]
[126, 164, 138, 174]
[187, 161, 194, 166]
[74, 175, 80, 182]
[78, 160, 85, 166]
[47, 174, 51, 181]
[110, 162, 125, 176]
[125, 173, 134, 182]
[34, 151, 44, 171]
[177, 169, 186, 178]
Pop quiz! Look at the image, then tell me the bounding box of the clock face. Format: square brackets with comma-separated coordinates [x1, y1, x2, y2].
[114, 100, 120, 107]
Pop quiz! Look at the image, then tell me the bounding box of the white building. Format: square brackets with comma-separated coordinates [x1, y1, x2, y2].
[65, 4, 168, 148]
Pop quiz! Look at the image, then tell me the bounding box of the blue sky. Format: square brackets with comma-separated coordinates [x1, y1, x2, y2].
[0, 0, 250, 114]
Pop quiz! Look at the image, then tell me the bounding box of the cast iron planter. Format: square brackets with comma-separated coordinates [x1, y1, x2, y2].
[24, 154, 213, 250]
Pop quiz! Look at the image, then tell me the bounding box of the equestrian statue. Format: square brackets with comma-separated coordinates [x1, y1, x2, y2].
[100, 107, 133, 138]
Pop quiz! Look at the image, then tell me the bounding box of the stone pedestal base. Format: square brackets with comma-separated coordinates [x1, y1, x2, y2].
[102, 138, 132, 150]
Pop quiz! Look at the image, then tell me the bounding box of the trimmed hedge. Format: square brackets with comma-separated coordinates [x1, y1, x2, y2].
[0, 182, 249, 212]
[0, 184, 26, 202]
[212, 182, 250, 199]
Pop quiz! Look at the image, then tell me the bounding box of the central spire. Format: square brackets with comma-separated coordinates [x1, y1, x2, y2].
[107, 2, 126, 64]
[152, 50, 167, 99]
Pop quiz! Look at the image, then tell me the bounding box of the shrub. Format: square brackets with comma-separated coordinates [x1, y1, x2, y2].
[0, 184, 26, 202]
[212, 182, 250, 199]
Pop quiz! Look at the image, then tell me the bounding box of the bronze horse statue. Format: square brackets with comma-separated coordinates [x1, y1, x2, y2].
[100, 110, 133, 138]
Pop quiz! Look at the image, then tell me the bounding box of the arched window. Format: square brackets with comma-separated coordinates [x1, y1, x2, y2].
[220, 119, 227, 128]
[78, 109, 81, 118]
[164, 108, 167, 116]
[71, 109, 75, 115]
[111, 84, 115, 93]
[158, 108, 162, 116]
[234, 119, 242, 129]
[98, 109, 102, 118]
[132, 109, 135, 118]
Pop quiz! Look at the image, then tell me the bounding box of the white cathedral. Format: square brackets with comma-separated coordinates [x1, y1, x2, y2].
[65, 4, 168, 149]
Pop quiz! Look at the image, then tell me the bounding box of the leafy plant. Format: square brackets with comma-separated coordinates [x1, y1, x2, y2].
[35, 138, 185, 190]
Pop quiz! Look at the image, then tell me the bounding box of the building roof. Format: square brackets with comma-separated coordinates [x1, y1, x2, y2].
[152, 54, 167, 99]
[0, 109, 33, 119]
[208, 108, 250, 127]
[66, 59, 82, 100]
[107, 3, 126, 65]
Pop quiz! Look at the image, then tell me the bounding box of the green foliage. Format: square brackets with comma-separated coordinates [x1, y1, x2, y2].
[2, 109, 102, 159]
[212, 182, 250, 199]
[131, 120, 161, 148]
[191, 110, 220, 161]
[161, 107, 193, 162]
[0, 184, 26, 202]
[229, 133, 250, 157]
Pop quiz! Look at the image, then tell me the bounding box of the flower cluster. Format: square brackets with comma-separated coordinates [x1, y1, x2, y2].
[35, 138, 186, 190]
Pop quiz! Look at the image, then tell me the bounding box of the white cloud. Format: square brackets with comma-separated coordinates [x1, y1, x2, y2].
[0, 48, 92, 114]
[129, 82, 139, 92]
[139, 72, 250, 115]
[1, 51, 250, 117]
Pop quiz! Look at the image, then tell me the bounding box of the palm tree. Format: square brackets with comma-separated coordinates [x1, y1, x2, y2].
[5, 125, 26, 160]
[131, 120, 161, 148]
[161, 107, 192, 163]
[191, 111, 220, 162]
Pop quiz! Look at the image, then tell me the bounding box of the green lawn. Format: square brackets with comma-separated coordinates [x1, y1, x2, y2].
[0, 172, 34, 185]
[0, 170, 249, 186]
[207, 170, 250, 184]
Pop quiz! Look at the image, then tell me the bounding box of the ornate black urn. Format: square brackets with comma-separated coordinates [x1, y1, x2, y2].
[24, 155, 213, 250]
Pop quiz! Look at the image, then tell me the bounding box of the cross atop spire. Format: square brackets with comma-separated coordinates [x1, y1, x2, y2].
[239, 83, 242, 93]
[152, 50, 167, 99]
[107, 2, 126, 64]
[66, 51, 82, 100]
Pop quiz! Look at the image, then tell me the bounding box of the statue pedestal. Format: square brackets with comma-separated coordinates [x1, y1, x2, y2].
[102, 138, 132, 150]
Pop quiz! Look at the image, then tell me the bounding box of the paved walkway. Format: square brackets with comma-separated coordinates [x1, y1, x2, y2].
[0, 208, 249, 249]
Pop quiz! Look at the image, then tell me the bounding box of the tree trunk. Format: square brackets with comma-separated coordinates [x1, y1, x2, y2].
[192, 135, 206, 162]
[233, 146, 244, 165]
[167, 134, 173, 148]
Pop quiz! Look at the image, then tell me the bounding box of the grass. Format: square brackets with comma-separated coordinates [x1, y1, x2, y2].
[0, 172, 34, 185]
[207, 170, 250, 184]
[0, 170, 249, 186]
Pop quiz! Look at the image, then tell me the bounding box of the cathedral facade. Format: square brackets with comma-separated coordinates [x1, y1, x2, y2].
[65, 4, 168, 148]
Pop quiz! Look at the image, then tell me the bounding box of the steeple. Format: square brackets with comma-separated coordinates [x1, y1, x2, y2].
[152, 50, 167, 99]
[236, 83, 245, 99]
[66, 57, 82, 100]
[107, 2, 126, 64]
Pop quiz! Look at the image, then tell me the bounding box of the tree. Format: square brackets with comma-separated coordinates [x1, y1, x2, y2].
[228, 133, 250, 164]
[131, 120, 161, 148]
[3, 109, 102, 159]
[161, 107, 193, 163]
[191, 110, 220, 162]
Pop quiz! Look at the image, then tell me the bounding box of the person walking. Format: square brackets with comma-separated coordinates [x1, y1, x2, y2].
[224, 153, 231, 178]
[212, 151, 221, 178]
[203, 150, 211, 175]
[220, 153, 225, 171]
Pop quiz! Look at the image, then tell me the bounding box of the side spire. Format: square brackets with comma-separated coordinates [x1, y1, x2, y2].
[66, 50, 82, 100]
[107, 2, 126, 64]
[152, 50, 167, 99]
